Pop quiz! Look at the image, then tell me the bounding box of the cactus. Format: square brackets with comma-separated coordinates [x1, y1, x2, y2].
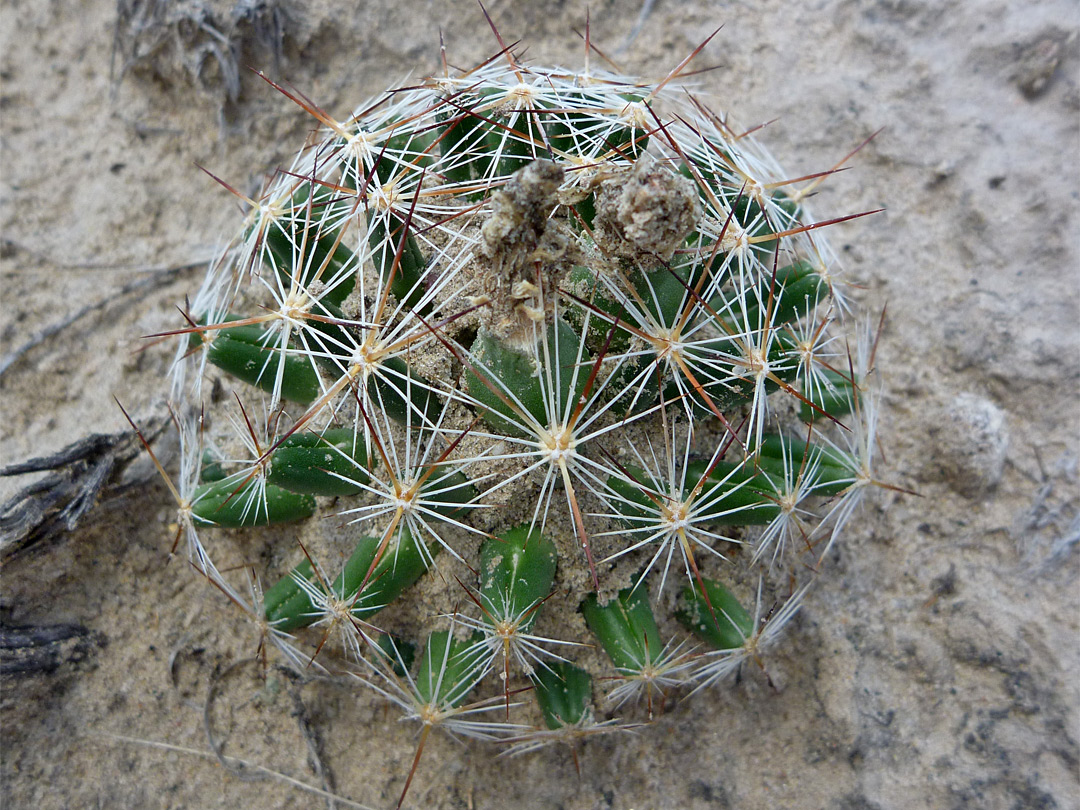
[138, 20, 890, 808]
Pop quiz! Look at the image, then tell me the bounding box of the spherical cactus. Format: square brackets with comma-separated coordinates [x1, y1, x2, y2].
[138, 23, 887, 807]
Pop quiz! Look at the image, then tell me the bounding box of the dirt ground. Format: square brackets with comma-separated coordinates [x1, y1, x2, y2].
[2, 1, 1077, 808]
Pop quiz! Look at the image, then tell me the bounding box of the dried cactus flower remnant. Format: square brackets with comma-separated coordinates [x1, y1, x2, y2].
[149, 24, 886, 806]
[477, 160, 576, 342]
[593, 153, 702, 263]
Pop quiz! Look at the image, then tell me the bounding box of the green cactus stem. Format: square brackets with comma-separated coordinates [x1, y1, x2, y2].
[479, 525, 558, 633]
[532, 661, 593, 730]
[675, 578, 753, 650]
[465, 319, 589, 437]
[263, 526, 433, 633]
[263, 182, 357, 307]
[800, 368, 860, 423]
[581, 586, 663, 676]
[191, 478, 315, 528]
[266, 428, 372, 496]
[415, 629, 488, 709]
[201, 321, 321, 405]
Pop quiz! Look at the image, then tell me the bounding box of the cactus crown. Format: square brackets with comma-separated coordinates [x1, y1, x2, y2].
[144, 24, 884, 807]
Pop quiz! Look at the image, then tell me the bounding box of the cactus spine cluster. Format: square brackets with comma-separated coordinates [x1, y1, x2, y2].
[144, 25, 884, 806]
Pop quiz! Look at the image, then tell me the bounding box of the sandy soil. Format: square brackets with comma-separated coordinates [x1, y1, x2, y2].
[2, 1, 1077, 808]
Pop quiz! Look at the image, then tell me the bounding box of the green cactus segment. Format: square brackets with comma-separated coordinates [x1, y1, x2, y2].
[199, 450, 227, 482]
[756, 434, 859, 496]
[603, 93, 650, 159]
[264, 184, 356, 307]
[542, 101, 579, 159]
[684, 155, 801, 264]
[263, 526, 434, 633]
[362, 121, 432, 312]
[731, 193, 781, 259]
[772, 189, 803, 222]
[608, 462, 779, 527]
[322, 527, 433, 620]
[573, 260, 822, 419]
[420, 467, 478, 521]
[267, 428, 372, 496]
[466, 319, 589, 436]
[572, 191, 597, 228]
[676, 578, 753, 651]
[201, 323, 321, 405]
[440, 90, 568, 181]
[435, 99, 488, 187]
[376, 633, 416, 677]
[680, 341, 794, 419]
[262, 558, 315, 629]
[725, 260, 825, 330]
[675, 433, 860, 511]
[703, 479, 783, 525]
[578, 263, 695, 346]
[677, 460, 782, 526]
[565, 266, 629, 353]
[367, 210, 429, 312]
[381, 122, 438, 172]
[581, 587, 662, 675]
[532, 662, 592, 730]
[479, 525, 557, 630]
[191, 478, 316, 528]
[635, 262, 701, 328]
[800, 369, 860, 423]
[489, 114, 543, 177]
[416, 629, 487, 709]
[686, 178, 782, 263]
[297, 298, 357, 369]
[479, 90, 549, 176]
[366, 356, 443, 426]
[605, 466, 659, 525]
[575, 261, 704, 412]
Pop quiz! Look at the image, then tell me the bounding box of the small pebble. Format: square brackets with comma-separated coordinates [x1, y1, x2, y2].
[928, 392, 1009, 497]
